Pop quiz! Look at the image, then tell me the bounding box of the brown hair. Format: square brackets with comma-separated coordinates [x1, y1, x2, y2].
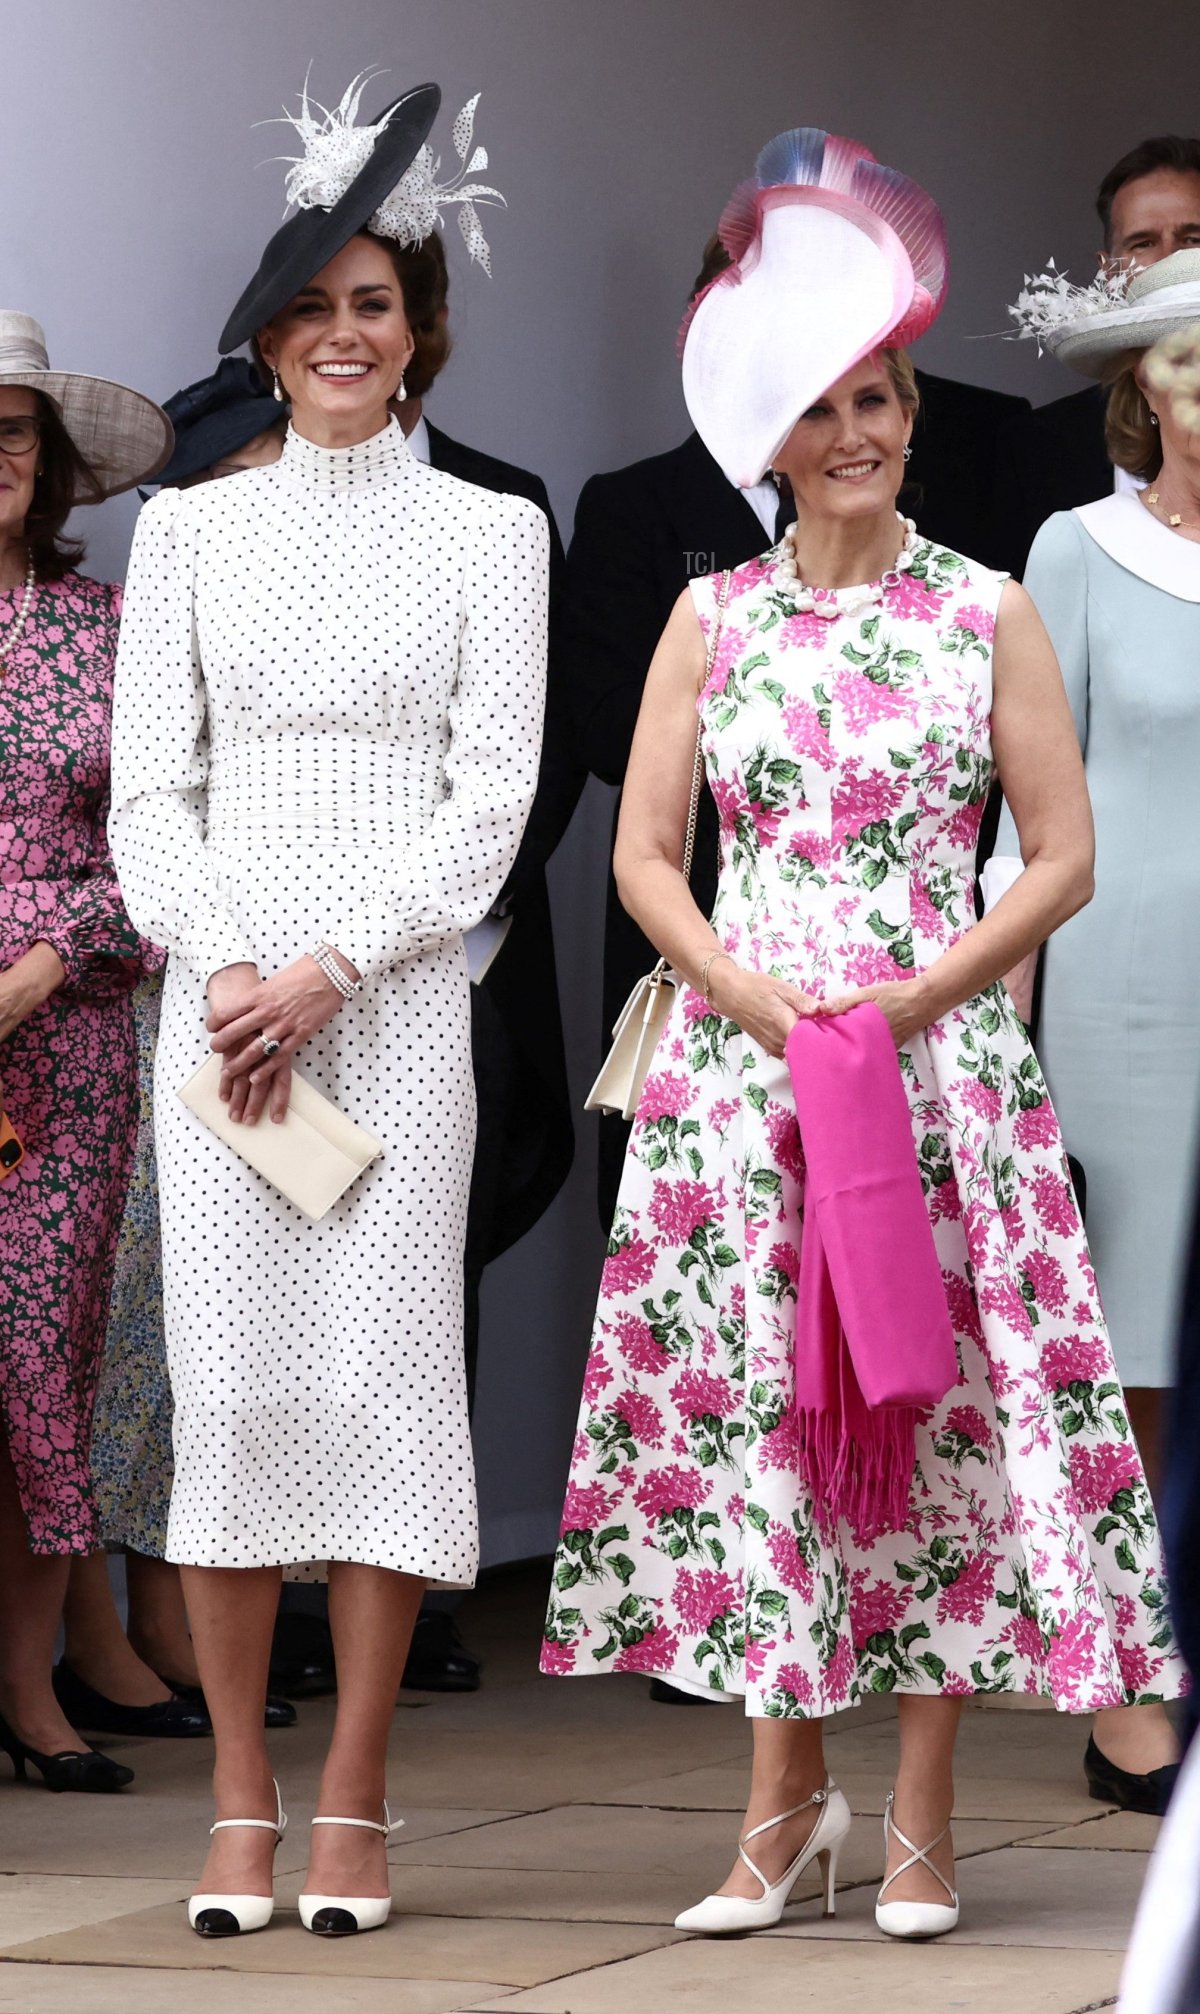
[690, 231, 731, 301]
[376, 231, 452, 397]
[24, 391, 105, 582]
[1097, 135, 1200, 250]
[1103, 351, 1163, 481]
[253, 230, 453, 402]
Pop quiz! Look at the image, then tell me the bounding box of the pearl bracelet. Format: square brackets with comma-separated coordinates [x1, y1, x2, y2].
[311, 942, 362, 1001]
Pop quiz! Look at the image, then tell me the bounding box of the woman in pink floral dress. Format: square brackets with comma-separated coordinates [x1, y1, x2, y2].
[0, 314, 168, 1790]
[543, 132, 1187, 1941]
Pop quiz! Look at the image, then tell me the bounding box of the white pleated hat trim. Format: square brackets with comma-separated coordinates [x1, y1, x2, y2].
[683, 196, 914, 488]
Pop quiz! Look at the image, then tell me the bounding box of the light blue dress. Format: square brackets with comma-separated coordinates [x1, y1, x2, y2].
[995, 494, 1200, 1386]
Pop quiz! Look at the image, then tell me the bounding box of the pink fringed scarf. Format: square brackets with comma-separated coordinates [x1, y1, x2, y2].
[785, 1005, 959, 1538]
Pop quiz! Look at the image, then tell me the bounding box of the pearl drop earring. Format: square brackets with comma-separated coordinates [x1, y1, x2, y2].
[395, 377, 408, 403]
[272, 371, 284, 403]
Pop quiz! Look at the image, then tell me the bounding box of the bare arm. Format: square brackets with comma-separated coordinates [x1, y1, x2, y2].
[824, 579, 1094, 1044]
[613, 589, 814, 1057]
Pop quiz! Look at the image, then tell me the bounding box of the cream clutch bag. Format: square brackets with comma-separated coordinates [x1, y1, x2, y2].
[178, 1052, 383, 1221]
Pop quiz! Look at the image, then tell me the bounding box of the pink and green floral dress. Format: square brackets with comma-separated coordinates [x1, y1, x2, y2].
[542, 539, 1186, 1715]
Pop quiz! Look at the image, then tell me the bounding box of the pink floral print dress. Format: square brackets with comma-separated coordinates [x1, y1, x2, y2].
[0, 573, 156, 1554]
[543, 539, 1187, 1715]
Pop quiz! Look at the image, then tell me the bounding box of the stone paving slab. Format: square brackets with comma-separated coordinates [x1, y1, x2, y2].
[387, 1799, 1058, 1892]
[0, 1960, 510, 2013]
[462, 1935, 1125, 2013]
[1029, 1810, 1162, 1851]
[7, 1899, 676, 1986]
[766, 1845, 1144, 1950]
[0, 1875, 188, 1953]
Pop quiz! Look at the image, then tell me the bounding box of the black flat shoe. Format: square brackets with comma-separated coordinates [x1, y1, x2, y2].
[269, 1613, 337, 1699]
[401, 1613, 481, 1693]
[52, 1662, 210, 1739]
[649, 1679, 706, 1706]
[1084, 1734, 1180, 1815]
[168, 1681, 297, 1731]
[0, 1710, 134, 1792]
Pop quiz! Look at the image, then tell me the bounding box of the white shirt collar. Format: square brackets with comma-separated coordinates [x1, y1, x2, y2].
[738, 475, 780, 541]
[1075, 490, 1200, 601]
[405, 413, 431, 465]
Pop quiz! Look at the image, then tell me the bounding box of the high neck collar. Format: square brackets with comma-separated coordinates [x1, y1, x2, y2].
[278, 416, 410, 492]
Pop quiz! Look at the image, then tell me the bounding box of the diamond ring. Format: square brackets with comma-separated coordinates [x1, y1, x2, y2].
[258, 1034, 282, 1059]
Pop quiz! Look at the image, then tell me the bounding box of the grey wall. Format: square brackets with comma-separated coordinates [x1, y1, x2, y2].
[6, 0, 1199, 1563]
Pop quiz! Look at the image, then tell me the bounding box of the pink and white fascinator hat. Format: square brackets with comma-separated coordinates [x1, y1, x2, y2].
[681, 129, 948, 487]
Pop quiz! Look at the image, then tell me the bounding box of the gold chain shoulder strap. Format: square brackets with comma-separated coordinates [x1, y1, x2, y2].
[680, 567, 731, 888]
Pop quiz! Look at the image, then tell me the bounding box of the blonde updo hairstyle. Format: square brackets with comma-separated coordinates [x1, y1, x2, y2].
[1103, 350, 1163, 483]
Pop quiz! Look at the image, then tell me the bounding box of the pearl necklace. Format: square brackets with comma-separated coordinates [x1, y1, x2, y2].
[0, 549, 36, 677]
[773, 511, 920, 618]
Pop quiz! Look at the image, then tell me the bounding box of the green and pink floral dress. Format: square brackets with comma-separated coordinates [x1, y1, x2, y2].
[543, 539, 1187, 1716]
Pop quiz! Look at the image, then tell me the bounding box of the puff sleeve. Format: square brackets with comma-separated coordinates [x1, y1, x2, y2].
[326, 494, 549, 981]
[108, 492, 257, 985]
[32, 583, 160, 994]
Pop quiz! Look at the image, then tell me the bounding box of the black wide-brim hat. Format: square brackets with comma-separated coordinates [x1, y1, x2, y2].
[219, 80, 441, 354]
[155, 357, 281, 485]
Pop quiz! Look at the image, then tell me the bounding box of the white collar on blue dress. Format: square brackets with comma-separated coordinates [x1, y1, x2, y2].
[1074, 490, 1200, 603]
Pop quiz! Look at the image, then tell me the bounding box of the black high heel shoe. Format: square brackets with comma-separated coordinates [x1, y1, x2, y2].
[0, 1710, 134, 1792]
[52, 1662, 211, 1739]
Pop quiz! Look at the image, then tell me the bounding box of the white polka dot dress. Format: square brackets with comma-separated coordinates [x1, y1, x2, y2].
[108, 418, 548, 1578]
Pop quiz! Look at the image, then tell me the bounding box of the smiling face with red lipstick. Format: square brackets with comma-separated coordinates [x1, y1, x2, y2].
[255, 234, 415, 452]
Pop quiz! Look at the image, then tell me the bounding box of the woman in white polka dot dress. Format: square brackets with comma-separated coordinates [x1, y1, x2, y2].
[109, 81, 548, 1938]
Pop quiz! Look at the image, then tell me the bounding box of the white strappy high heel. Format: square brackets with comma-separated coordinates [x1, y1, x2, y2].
[674, 1779, 851, 1934]
[874, 1790, 959, 1940]
[188, 1778, 287, 1937]
[298, 1803, 405, 1936]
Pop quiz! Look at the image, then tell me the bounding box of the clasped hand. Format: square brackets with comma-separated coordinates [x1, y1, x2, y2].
[816, 977, 934, 1051]
[711, 965, 932, 1056]
[206, 955, 354, 1125]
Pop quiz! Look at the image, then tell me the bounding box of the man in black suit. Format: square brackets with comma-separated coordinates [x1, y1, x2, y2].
[571, 237, 1031, 1232]
[1023, 134, 1200, 545]
[390, 245, 586, 1689]
[419, 414, 581, 1394]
